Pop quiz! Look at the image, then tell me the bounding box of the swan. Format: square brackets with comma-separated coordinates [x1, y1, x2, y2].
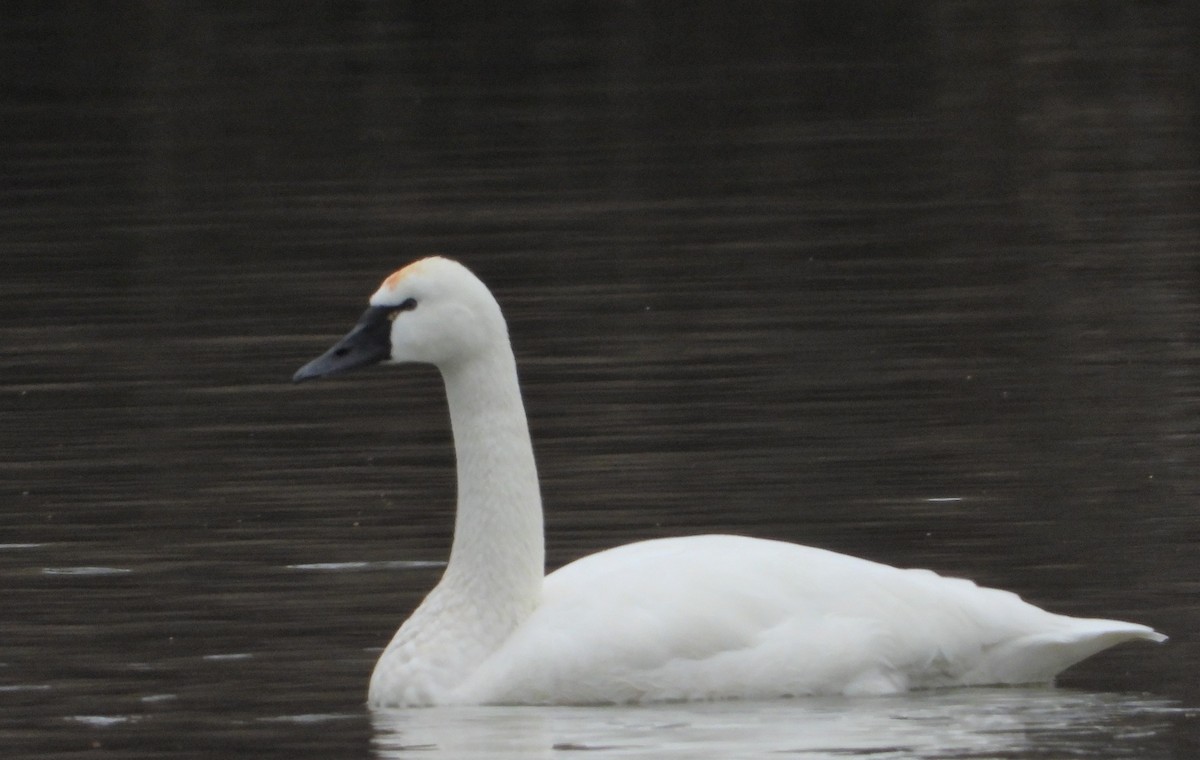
[293, 256, 1165, 707]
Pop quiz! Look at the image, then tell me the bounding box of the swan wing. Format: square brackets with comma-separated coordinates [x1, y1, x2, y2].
[453, 535, 1161, 704]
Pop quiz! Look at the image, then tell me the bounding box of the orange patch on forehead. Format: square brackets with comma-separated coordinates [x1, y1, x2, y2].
[381, 259, 427, 291]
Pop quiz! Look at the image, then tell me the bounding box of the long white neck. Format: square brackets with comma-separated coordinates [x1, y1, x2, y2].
[436, 339, 545, 619]
[368, 289, 548, 706]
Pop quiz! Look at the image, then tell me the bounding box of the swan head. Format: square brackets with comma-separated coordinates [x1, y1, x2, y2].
[292, 256, 505, 382]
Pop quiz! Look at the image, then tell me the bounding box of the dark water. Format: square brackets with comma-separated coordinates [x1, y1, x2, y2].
[2, 3, 1199, 758]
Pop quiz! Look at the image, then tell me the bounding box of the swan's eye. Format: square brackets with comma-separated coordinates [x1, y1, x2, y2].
[388, 298, 418, 320]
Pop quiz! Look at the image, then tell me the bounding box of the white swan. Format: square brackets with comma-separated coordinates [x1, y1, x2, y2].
[293, 256, 1164, 708]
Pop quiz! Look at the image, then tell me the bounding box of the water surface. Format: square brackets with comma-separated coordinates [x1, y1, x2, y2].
[2, 3, 1197, 758]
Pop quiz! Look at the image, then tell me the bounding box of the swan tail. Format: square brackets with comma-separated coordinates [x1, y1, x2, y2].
[965, 619, 1166, 686]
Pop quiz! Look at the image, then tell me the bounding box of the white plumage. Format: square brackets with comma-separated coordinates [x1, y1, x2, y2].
[293, 256, 1164, 708]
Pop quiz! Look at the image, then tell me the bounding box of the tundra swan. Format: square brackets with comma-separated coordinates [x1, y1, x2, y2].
[293, 256, 1164, 707]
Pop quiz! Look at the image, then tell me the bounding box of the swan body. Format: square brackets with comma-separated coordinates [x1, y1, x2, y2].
[293, 256, 1164, 708]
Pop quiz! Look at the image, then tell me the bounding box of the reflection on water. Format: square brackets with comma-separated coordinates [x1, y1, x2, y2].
[372, 689, 1186, 760]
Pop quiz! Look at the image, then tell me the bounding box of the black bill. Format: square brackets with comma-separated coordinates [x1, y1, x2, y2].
[292, 306, 394, 383]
